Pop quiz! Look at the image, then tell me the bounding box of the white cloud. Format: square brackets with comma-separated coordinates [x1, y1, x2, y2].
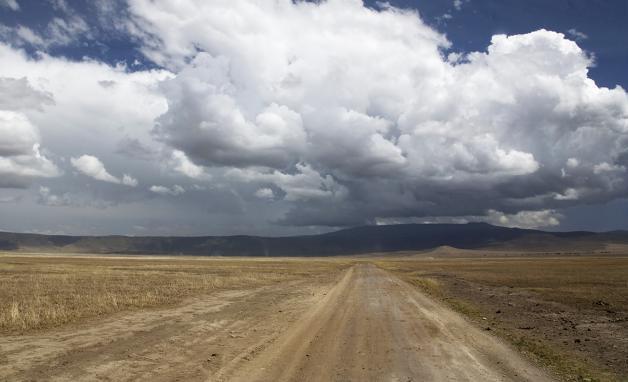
[71, 155, 120, 183]
[71, 154, 137, 186]
[254, 188, 274, 200]
[566, 158, 579, 168]
[0, 42, 169, 192]
[0, 1, 626, 233]
[47, 17, 88, 45]
[0, 110, 40, 156]
[120, 1, 628, 226]
[150, 184, 185, 196]
[374, 208, 562, 229]
[567, 28, 588, 41]
[0, 44, 170, 159]
[593, 162, 626, 174]
[155, 56, 307, 168]
[169, 150, 208, 179]
[0, 82, 59, 187]
[0, 77, 53, 111]
[228, 163, 348, 202]
[15, 26, 44, 46]
[437, 13, 453, 23]
[30, 1, 90, 48]
[1, 17, 89, 49]
[554, 188, 579, 201]
[0, 0, 19, 11]
[0, 143, 59, 187]
[122, 174, 139, 187]
[485, 209, 561, 229]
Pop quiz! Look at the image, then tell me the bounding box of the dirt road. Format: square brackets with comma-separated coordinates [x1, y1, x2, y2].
[1, 264, 552, 381]
[227, 264, 552, 382]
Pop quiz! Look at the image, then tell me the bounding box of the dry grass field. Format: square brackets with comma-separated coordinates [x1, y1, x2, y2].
[2, 252, 626, 382]
[377, 255, 628, 382]
[0, 253, 350, 334]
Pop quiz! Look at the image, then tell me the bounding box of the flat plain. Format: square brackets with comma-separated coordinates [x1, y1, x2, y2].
[1, 251, 626, 381]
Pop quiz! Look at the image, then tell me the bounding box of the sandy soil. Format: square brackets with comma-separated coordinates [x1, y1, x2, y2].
[0, 264, 552, 381]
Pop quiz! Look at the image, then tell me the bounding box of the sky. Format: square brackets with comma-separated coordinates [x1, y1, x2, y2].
[0, 0, 627, 236]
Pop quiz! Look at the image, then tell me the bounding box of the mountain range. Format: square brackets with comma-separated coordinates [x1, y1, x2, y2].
[1, 223, 627, 256]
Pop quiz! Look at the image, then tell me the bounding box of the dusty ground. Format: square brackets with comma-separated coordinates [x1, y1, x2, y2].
[1, 259, 552, 382]
[379, 255, 628, 382]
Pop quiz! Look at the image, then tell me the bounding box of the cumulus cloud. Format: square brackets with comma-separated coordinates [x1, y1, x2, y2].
[71, 154, 137, 186]
[169, 150, 208, 179]
[0, 0, 626, 234]
[150, 184, 185, 196]
[0, 77, 54, 111]
[0, 77, 59, 188]
[0, 111, 40, 157]
[120, 0, 628, 227]
[554, 188, 580, 201]
[254, 188, 275, 200]
[0, 41, 169, 195]
[154, 55, 307, 169]
[71, 155, 119, 183]
[228, 163, 348, 202]
[0, 142, 58, 187]
[593, 162, 626, 174]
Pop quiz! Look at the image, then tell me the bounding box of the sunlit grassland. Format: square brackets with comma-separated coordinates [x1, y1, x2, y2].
[0, 253, 350, 333]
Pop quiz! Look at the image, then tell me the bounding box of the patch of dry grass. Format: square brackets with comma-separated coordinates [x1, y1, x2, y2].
[0, 254, 349, 334]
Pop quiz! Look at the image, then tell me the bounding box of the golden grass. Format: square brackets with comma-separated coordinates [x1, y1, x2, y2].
[0, 254, 349, 334]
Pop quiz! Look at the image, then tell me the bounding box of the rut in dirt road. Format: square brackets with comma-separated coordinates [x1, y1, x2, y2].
[227, 264, 553, 382]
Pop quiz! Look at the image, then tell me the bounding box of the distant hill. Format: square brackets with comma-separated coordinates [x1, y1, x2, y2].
[1, 223, 627, 256]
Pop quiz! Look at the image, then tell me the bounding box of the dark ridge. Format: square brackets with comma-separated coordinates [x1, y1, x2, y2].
[0, 240, 18, 250]
[0, 223, 626, 256]
[48, 235, 81, 247]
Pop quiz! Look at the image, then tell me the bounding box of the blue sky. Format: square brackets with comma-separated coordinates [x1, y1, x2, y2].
[0, 0, 627, 235]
